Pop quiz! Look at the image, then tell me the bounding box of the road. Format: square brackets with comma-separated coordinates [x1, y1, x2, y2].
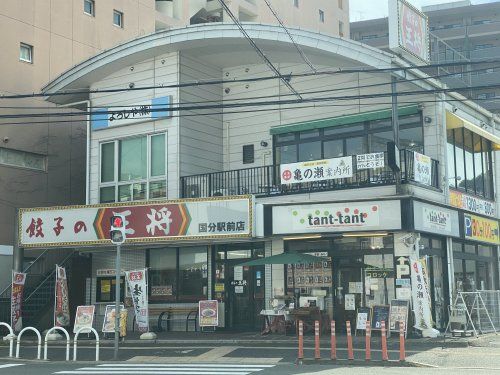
[0, 362, 500, 375]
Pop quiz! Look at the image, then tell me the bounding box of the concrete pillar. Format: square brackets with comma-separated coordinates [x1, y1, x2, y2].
[13, 209, 23, 272]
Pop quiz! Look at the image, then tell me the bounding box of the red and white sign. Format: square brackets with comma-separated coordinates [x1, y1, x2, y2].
[19, 197, 252, 247]
[199, 300, 218, 327]
[280, 157, 353, 185]
[73, 305, 95, 334]
[11, 271, 26, 332]
[389, 0, 429, 63]
[55, 265, 70, 327]
[125, 269, 149, 332]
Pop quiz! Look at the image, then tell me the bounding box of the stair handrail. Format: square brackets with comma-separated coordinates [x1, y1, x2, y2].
[0, 248, 52, 299]
[23, 250, 76, 303]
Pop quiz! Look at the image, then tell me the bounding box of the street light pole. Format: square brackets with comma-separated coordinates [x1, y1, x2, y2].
[114, 243, 121, 360]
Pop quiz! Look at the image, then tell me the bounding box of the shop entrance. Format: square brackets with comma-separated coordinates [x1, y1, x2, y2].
[214, 245, 265, 331]
[333, 257, 364, 327]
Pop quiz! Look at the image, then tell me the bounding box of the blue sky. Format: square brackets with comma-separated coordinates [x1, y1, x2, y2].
[350, 0, 499, 21]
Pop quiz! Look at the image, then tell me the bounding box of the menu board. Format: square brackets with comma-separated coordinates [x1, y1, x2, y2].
[389, 299, 409, 334]
[356, 307, 372, 331]
[371, 305, 390, 330]
[287, 253, 332, 289]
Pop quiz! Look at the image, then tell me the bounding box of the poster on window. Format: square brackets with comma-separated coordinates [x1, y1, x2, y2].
[73, 305, 95, 334]
[280, 156, 353, 185]
[199, 300, 218, 327]
[413, 152, 432, 186]
[11, 271, 26, 332]
[54, 265, 70, 327]
[125, 269, 149, 332]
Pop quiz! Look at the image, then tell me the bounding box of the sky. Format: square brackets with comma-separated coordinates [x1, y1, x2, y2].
[349, 0, 498, 21]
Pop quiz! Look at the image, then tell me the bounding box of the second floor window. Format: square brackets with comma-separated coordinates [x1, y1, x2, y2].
[20, 43, 33, 63]
[99, 133, 166, 203]
[84, 0, 95, 16]
[113, 10, 123, 28]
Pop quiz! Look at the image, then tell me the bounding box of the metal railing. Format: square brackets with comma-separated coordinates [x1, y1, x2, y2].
[181, 149, 440, 198]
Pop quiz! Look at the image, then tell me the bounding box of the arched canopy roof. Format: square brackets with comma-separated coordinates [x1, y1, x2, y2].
[42, 23, 398, 105]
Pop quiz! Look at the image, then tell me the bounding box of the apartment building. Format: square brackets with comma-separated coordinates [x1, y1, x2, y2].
[0, 0, 348, 280]
[350, 0, 500, 114]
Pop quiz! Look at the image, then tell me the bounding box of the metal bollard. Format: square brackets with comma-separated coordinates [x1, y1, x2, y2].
[381, 321, 388, 361]
[297, 320, 304, 361]
[314, 320, 320, 360]
[330, 320, 336, 360]
[399, 322, 405, 362]
[365, 320, 371, 361]
[346, 321, 354, 360]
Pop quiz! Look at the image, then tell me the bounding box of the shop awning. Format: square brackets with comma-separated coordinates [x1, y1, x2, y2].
[446, 111, 500, 151]
[237, 252, 326, 266]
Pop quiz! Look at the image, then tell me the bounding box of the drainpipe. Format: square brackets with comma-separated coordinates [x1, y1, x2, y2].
[59, 100, 91, 205]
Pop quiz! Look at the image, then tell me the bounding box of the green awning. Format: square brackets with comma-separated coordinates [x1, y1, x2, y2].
[270, 105, 419, 135]
[237, 252, 326, 266]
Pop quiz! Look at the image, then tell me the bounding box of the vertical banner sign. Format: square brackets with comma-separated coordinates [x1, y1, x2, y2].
[54, 265, 70, 327]
[413, 152, 432, 186]
[125, 269, 149, 332]
[410, 259, 433, 331]
[199, 300, 219, 327]
[11, 272, 27, 332]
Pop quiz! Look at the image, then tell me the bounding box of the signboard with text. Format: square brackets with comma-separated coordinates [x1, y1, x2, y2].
[11, 272, 26, 332]
[356, 153, 385, 170]
[199, 300, 219, 327]
[450, 190, 496, 217]
[464, 214, 500, 245]
[280, 156, 352, 185]
[91, 96, 171, 130]
[413, 152, 432, 186]
[413, 201, 460, 237]
[389, 0, 430, 63]
[273, 200, 401, 235]
[73, 305, 95, 334]
[19, 196, 253, 248]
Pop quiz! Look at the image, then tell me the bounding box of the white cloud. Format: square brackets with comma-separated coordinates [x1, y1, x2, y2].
[349, 0, 492, 21]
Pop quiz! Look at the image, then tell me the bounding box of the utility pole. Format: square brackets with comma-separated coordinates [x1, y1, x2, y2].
[391, 75, 401, 194]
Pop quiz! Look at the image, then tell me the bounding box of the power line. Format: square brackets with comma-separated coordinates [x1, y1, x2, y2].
[216, 0, 302, 100]
[3, 59, 500, 100]
[263, 0, 317, 73]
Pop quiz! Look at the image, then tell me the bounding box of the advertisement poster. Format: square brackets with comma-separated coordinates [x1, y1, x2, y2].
[199, 300, 219, 327]
[414, 152, 432, 186]
[54, 265, 70, 327]
[102, 304, 127, 336]
[280, 156, 353, 185]
[464, 214, 500, 245]
[11, 272, 27, 332]
[125, 269, 149, 332]
[345, 294, 356, 311]
[73, 305, 95, 334]
[449, 190, 496, 217]
[389, 300, 409, 332]
[19, 196, 253, 248]
[356, 153, 385, 170]
[410, 259, 433, 331]
[287, 253, 332, 289]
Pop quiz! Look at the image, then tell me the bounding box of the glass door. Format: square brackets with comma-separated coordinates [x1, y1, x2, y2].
[333, 257, 364, 327]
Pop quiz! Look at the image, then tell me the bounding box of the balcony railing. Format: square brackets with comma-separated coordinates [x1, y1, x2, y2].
[180, 150, 440, 199]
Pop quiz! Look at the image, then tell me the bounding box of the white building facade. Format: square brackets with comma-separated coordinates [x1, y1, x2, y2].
[23, 23, 500, 332]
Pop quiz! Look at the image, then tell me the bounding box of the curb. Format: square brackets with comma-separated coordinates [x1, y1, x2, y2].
[297, 359, 418, 367]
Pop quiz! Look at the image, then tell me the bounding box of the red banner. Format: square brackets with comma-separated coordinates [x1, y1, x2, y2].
[11, 272, 26, 332]
[54, 265, 70, 327]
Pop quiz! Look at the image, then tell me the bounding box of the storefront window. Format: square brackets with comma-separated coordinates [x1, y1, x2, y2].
[149, 248, 177, 302]
[96, 277, 125, 303]
[178, 247, 208, 302]
[447, 130, 457, 189]
[364, 253, 394, 307]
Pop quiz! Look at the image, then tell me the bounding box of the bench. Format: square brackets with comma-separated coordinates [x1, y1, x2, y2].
[157, 307, 198, 332]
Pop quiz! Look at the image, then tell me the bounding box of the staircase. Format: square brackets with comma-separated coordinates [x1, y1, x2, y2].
[0, 249, 77, 328]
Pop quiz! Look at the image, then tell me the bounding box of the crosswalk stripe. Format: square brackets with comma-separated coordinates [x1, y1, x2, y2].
[98, 364, 275, 368]
[55, 363, 275, 375]
[55, 372, 252, 375]
[0, 364, 24, 369]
